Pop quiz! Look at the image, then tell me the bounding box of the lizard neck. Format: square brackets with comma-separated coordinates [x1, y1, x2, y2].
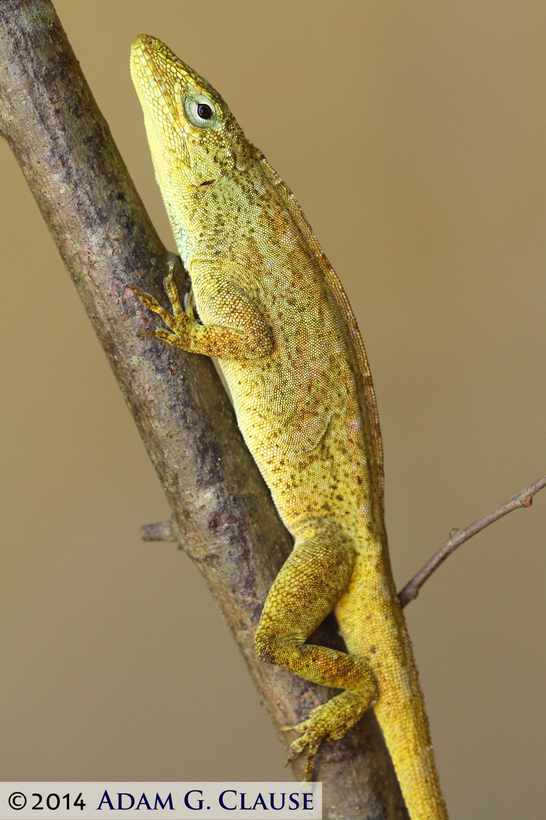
[162, 155, 268, 270]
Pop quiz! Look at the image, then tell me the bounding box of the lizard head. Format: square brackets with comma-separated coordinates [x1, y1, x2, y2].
[130, 34, 248, 195]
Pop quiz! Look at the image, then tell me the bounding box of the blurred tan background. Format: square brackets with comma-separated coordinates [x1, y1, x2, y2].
[1, 1, 545, 817]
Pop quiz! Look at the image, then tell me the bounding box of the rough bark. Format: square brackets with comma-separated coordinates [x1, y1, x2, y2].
[0, 1, 408, 817]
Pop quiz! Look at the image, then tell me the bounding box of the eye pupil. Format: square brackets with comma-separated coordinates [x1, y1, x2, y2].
[197, 103, 213, 120]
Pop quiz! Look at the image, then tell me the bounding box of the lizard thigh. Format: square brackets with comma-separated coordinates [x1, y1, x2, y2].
[255, 529, 374, 693]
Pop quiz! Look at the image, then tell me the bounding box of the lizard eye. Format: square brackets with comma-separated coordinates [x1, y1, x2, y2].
[197, 103, 212, 120]
[184, 93, 220, 129]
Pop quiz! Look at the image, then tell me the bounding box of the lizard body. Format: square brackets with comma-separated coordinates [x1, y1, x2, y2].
[130, 35, 448, 819]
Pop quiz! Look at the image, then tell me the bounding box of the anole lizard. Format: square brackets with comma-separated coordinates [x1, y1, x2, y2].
[130, 35, 448, 819]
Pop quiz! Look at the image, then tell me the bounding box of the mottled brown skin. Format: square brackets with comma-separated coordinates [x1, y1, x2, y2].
[130, 35, 448, 819]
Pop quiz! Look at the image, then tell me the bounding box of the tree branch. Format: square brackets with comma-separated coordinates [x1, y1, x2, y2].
[0, 1, 408, 816]
[398, 474, 546, 608]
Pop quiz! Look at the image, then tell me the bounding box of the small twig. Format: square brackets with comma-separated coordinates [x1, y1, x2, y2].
[398, 474, 546, 608]
[140, 518, 178, 542]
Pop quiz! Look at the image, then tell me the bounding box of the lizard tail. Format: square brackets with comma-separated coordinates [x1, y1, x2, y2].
[373, 665, 449, 820]
[338, 551, 449, 819]
[368, 586, 449, 820]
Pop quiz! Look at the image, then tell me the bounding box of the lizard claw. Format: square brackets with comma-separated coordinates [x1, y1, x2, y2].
[131, 267, 195, 352]
[163, 266, 186, 319]
[282, 691, 372, 781]
[282, 715, 323, 781]
[149, 328, 186, 346]
[131, 285, 179, 331]
[283, 729, 321, 781]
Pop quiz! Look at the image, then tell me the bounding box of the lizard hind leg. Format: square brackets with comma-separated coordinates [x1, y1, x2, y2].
[254, 525, 378, 779]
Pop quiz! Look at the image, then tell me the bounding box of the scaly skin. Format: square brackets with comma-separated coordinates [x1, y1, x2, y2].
[130, 34, 448, 819]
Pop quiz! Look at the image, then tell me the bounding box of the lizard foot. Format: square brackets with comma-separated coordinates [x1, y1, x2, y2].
[283, 690, 372, 781]
[132, 264, 196, 347]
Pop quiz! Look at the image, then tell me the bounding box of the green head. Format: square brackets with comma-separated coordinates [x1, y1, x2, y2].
[130, 35, 249, 197]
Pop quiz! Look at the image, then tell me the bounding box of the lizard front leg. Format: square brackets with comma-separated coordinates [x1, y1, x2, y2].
[132, 263, 273, 359]
[254, 522, 378, 780]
